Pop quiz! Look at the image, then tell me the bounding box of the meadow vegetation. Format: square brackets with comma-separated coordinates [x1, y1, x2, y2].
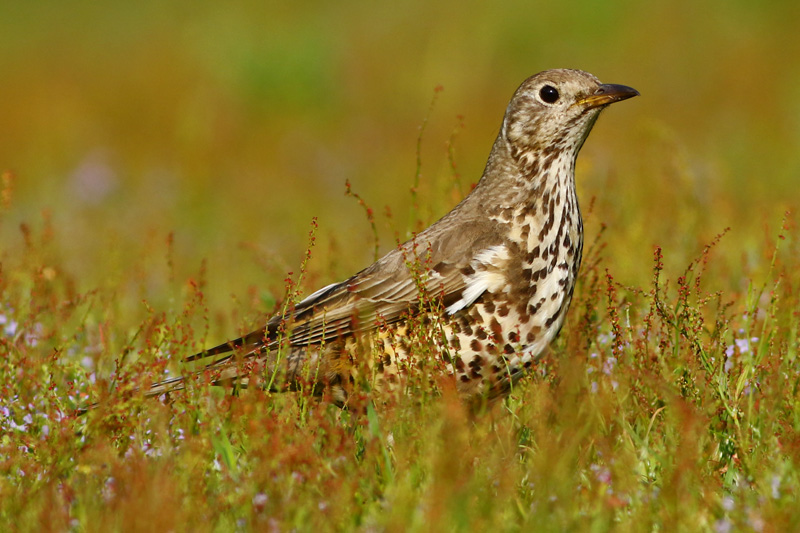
[2, 1, 800, 530]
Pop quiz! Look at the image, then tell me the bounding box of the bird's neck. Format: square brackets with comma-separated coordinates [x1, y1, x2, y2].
[478, 136, 582, 221]
[481, 139, 585, 283]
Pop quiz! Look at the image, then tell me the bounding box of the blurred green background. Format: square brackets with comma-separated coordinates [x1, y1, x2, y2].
[1, 0, 798, 331]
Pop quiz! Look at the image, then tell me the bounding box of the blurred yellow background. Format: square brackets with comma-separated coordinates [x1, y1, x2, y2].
[1, 0, 798, 333]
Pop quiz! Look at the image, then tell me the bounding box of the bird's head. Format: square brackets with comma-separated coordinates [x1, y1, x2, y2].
[502, 69, 639, 158]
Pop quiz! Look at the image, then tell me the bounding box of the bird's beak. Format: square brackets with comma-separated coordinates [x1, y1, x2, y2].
[577, 84, 640, 109]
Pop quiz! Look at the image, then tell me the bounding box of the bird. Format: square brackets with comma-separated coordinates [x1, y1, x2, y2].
[146, 69, 638, 407]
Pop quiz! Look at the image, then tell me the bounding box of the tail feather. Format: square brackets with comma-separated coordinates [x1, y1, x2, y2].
[184, 328, 268, 362]
[145, 333, 269, 398]
[145, 374, 190, 397]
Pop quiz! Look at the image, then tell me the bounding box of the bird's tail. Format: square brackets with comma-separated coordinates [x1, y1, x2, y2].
[73, 329, 271, 415]
[145, 331, 269, 398]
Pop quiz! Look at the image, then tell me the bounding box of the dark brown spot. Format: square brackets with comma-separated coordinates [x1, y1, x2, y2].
[545, 311, 562, 327]
[503, 343, 515, 354]
[543, 151, 558, 171]
[490, 317, 503, 338]
[483, 300, 495, 313]
[461, 265, 475, 276]
[497, 304, 510, 317]
[470, 339, 482, 352]
[460, 375, 470, 383]
[508, 331, 519, 343]
[476, 328, 488, 340]
[455, 356, 466, 371]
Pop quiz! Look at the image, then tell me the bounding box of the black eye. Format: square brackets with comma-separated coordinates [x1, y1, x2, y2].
[539, 85, 559, 104]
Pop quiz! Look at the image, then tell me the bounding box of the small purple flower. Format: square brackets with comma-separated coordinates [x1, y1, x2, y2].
[771, 475, 781, 499]
[721, 495, 734, 511]
[734, 338, 750, 353]
[590, 463, 612, 485]
[2, 317, 18, 337]
[715, 518, 732, 533]
[725, 345, 734, 357]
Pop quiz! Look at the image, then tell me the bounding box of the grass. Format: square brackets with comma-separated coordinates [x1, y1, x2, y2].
[3, 2, 800, 530]
[3, 163, 800, 531]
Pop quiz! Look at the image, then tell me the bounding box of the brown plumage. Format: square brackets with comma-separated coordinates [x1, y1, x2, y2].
[148, 69, 638, 405]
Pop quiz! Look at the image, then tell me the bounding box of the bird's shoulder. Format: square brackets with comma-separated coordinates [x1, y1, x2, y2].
[297, 214, 505, 313]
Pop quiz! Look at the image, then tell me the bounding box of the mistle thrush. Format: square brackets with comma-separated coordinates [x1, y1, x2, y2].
[148, 69, 638, 405]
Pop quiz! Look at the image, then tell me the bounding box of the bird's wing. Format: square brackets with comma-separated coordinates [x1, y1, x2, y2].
[185, 216, 505, 363]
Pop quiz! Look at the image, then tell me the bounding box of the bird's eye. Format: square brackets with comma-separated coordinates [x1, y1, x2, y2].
[539, 85, 560, 104]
